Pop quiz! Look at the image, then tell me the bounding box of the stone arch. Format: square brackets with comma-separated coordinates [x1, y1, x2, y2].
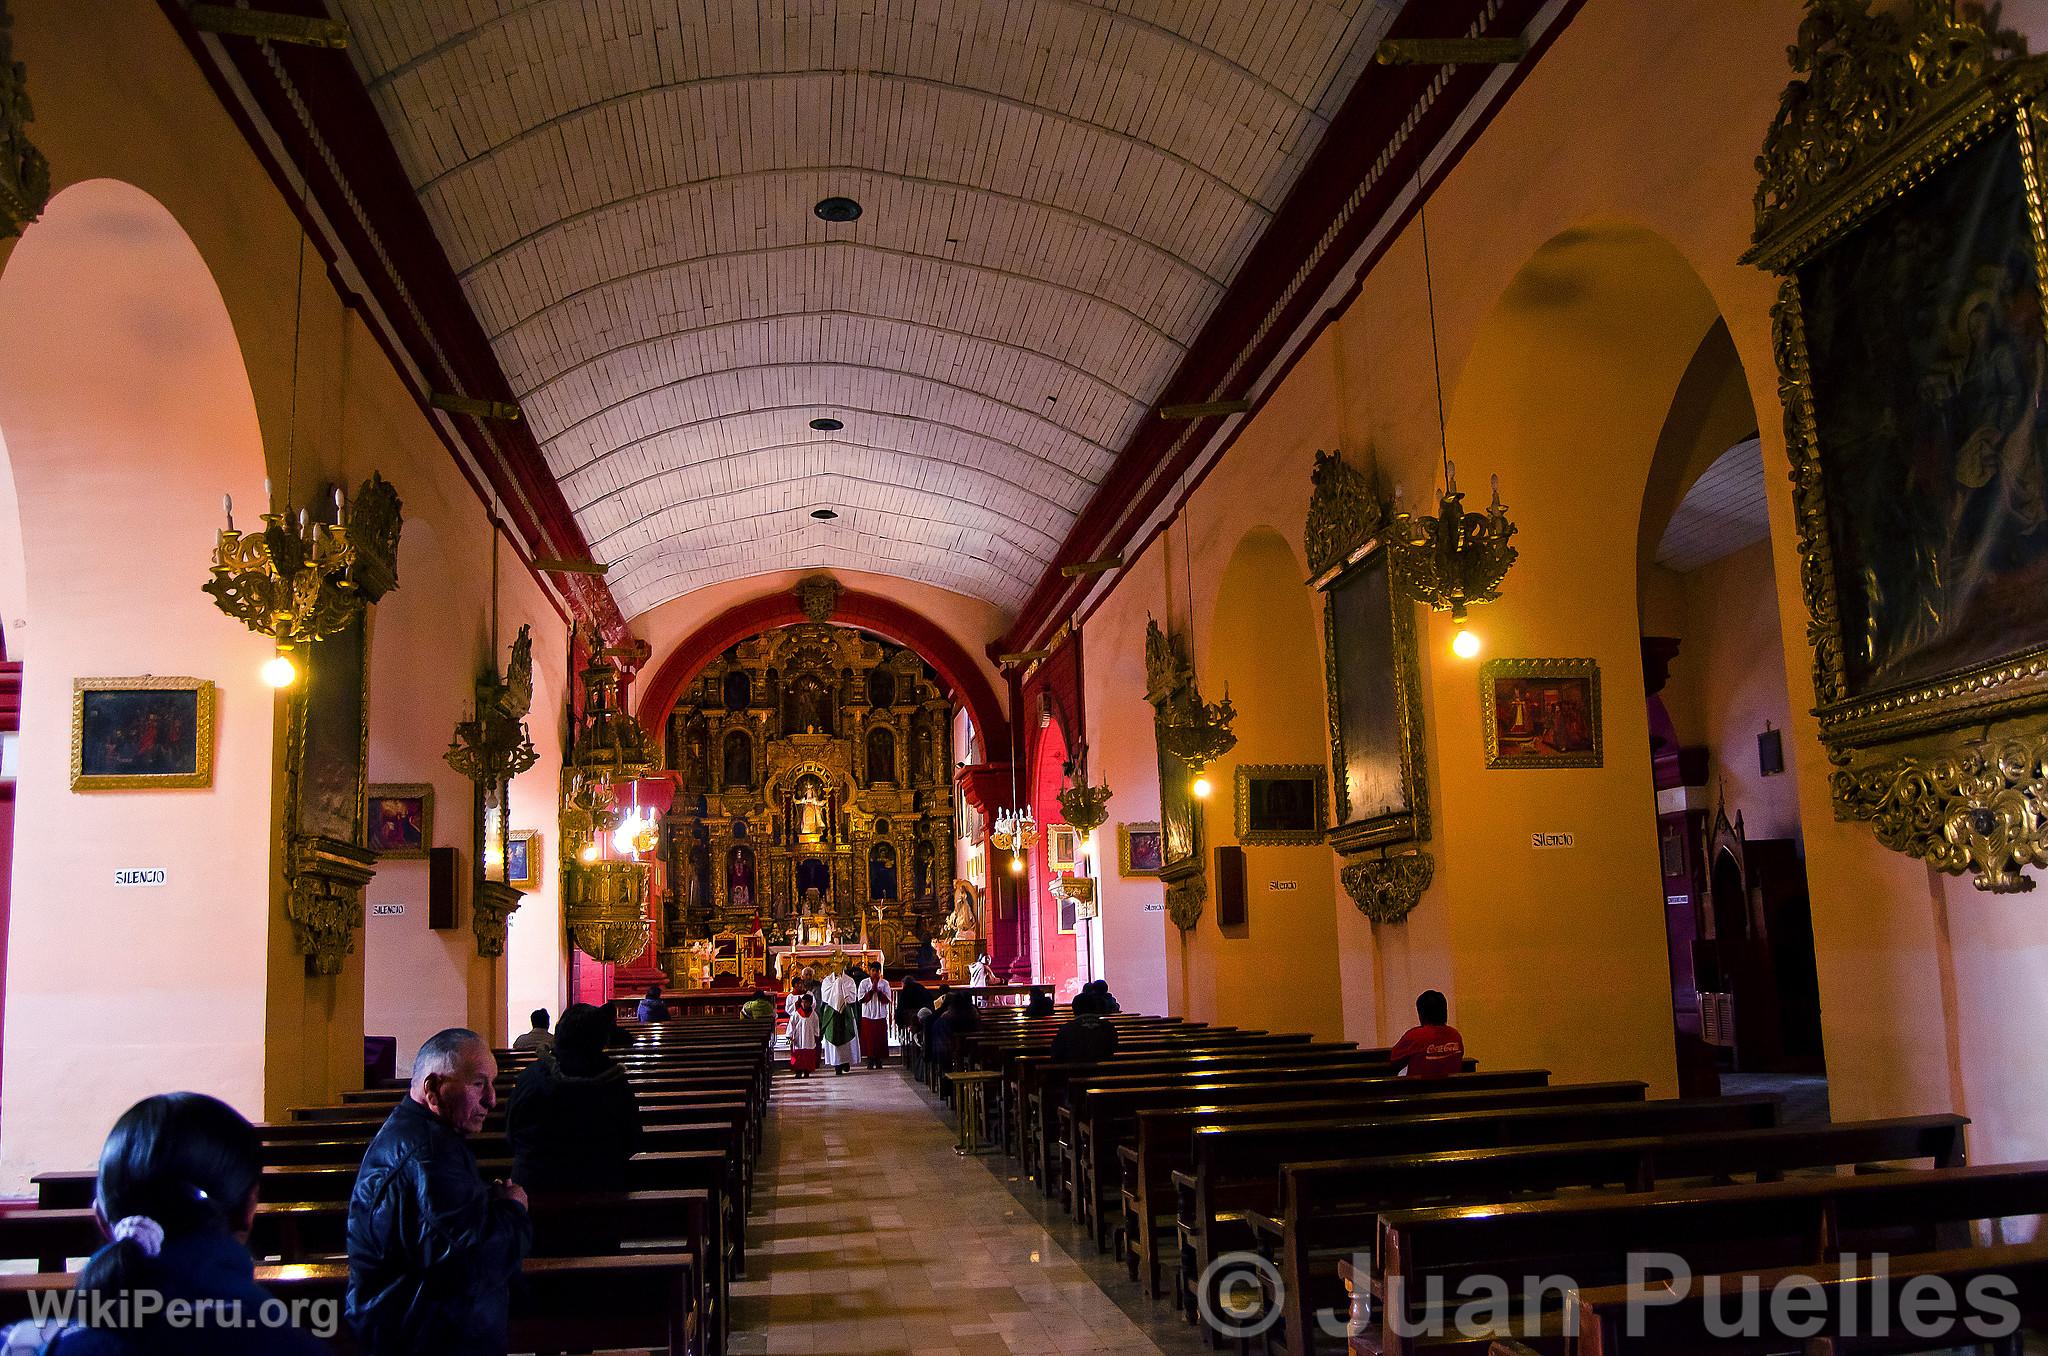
[0, 179, 278, 1184]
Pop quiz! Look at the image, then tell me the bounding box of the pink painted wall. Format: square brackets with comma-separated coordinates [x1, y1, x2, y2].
[0, 181, 277, 1188]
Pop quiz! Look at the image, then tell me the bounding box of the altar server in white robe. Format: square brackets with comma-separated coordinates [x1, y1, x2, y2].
[855, 967, 893, 1070]
[816, 967, 862, 1073]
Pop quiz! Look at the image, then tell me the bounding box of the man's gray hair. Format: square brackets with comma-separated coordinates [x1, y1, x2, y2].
[410, 1027, 487, 1089]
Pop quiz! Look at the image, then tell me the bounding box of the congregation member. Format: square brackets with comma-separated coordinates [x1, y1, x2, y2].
[0, 1093, 332, 1355]
[1387, 990, 1466, 1078]
[1050, 999, 1118, 1064]
[816, 966, 862, 1074]
[1024, 989, 1055, 1017]
[927, 984, 979, 1075]
[740, 988, 777, 1020]
[635, 985, 671, 1022]
[506, 1005, 641, 1255]
[968, 954, 994, 991]
[347, 1028, 531, 1355]
[855, 965, 894, 1069]
[786, 988, 821, 1077]
[511, 1008, 554, 1057]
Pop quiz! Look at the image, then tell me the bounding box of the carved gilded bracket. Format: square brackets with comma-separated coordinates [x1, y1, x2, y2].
[286, 835, 375, 976]
[1833, 732, 2048, 891]
[1163, 863, 1207, 933]
[472, 880, 523, 959]
[1340, 851, 1436, 925]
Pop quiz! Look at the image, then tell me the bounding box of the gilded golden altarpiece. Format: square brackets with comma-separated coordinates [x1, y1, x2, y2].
[658, 623, 956, 963]
[1748, 1, 2048, 892]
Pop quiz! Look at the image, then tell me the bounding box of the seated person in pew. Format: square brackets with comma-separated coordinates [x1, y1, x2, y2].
[1049, 1004, 1118, 1065]
[507, 1006, 642, 1252]
[347, 1028, 531, 1356]
[928, 986, 979, 1074]
[1023, 990, 1055, 1018]
[0, 1093, 333, 1355]
[1388, 989, 1465, 1079]
[1082, 979, 1120, 1014]
[739, 989, 777, 1021]
[635, 985, 671, 1023]
[510, 1008, 553, 1059]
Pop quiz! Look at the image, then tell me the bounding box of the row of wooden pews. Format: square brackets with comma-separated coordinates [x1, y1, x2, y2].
[935, 1004, 2046, 1354]
[0, 1013, 776, 1356]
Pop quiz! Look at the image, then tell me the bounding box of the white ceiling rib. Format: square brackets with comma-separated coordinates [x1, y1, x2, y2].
[337, 0, 1403, 615]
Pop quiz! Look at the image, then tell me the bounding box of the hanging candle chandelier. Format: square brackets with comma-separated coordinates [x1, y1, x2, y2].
[1384, 156, 1517, 628]
[1056, 753, 1113, 837]
[446, 514, 539, 788]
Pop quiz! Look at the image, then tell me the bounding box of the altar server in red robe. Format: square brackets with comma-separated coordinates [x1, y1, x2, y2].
[854, 966, 893, 1070]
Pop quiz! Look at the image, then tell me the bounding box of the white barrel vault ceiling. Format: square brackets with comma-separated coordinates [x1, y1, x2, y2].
[334, 0, 1405, 618]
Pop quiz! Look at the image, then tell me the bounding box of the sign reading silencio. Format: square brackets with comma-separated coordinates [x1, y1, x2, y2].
[113, 868, 167, 887]
[1268, 880, 1299, 891]
[370, 903, 405, 918]
[1531, 832, 1576, 850]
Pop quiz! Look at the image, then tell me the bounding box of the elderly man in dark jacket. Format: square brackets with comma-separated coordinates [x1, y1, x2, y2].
[346, 1027, 531, 1355]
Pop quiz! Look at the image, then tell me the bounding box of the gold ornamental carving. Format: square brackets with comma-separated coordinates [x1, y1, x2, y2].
[471, 879, 523, 959]
[1746, 2, 2048, 890]
[796, 574, 842, 624]
[286, 835, 376, 976]
[0, 1, 48, 240]
[1163, 865, 1207, 933]
[1340, 851, 1435, 925]
[1303, 449, 1386, 579]
[563, 859, 652, 963]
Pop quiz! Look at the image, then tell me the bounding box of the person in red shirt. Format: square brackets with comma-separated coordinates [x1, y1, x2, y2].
[1388, 989, 1464, 1078]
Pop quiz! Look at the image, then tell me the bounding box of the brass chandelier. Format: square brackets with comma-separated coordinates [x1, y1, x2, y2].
[445, 513, 539, 789]
[1385, 155, 1517, 631]
[1056, 753, 1113, 836]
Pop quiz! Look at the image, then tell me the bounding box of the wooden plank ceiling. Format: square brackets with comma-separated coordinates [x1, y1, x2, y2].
[333, 0, 1402, 618]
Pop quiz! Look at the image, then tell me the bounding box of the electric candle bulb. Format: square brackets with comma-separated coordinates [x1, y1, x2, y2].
[261, 652, 298, 688]
[1452, 627, 1482, 660]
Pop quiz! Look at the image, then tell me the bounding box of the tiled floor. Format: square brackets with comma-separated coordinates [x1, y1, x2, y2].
[729, 1064, 1213, 1356]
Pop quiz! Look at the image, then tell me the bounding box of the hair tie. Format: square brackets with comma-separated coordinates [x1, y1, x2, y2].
[110, 1215, 164, 1257]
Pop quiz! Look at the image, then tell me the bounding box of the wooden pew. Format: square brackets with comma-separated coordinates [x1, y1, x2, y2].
[1257, 1114, 1968, 1356]
[1172, 1097, 1783, 1332]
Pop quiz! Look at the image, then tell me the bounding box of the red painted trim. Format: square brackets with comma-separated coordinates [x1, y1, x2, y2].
[635, 589, 1010, 758]
[158, 1, 629, 644]
[1002, 0, 1578, 652]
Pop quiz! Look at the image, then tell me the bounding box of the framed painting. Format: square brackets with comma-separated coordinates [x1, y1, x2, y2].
[1234, 764, 1327, 844]
[1047, 823, 1080, 871]
[71, 677, 215, 791]
[1117, 822, 1163, 877]
[1319, 542, 1429, 852]
[367, 784, 434, 860]
[1481, 660, 1603, 769]
[507, 830, 540, 890]
[1743, 9, 2048, 890]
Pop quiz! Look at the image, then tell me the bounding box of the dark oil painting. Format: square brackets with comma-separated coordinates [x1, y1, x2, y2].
[1327, 550, 1411, 829]
[78, 689, 201, 778]
[1800, 127, 2048, 697]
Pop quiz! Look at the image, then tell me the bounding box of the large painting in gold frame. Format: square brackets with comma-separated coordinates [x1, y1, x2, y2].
[1745, 2, 2048, 891]
[70, 677, 215, 791]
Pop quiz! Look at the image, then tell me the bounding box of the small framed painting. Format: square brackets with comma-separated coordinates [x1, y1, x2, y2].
[506, 830, 540, 890]
[1118, 821, 1164, 878]
[1047, 823, 1080, 871]
[71, 677, 216, 791]
[1235, 764, 1327, 845]
[1481, 659, 1603, 769]
[366, 784, 434, 859]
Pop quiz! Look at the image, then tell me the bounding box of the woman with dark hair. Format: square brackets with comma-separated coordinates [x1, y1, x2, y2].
[0, 1092, 332, 1353]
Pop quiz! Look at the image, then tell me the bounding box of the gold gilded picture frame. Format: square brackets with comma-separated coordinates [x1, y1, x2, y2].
[366, 783, 434, 860]
[70, 676, 216, 791]
[1117, 821, 1163, 878]
[1234, 764, 1328, 845]
[1743, 6, 2048, 889]
[1480, 659, 1603, 770]
[507, 829, 541, 890]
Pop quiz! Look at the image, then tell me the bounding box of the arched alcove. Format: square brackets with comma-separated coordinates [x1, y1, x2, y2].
[1193, 525, 1345, 1038]
[0, 179, 276, 1187]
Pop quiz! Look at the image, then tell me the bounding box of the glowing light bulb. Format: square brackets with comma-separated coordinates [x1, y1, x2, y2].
[1192, 775, 1213, 799]
[1451, 627, 1482, 660]
[261, 651, 298, 688]
[579, 842, 599, 864]
[1009, 854, 1025, 875]
[1082, 830, 1097, 858]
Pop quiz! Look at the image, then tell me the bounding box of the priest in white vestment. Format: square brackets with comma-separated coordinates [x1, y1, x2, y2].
[817, 967, 862, 1073]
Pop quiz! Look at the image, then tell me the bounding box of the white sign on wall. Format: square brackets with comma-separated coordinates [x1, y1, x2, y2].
[370, 903, 406, 918]
[1143, 901, 1165, 913]
[1531, 832, 1576, 850]
[113, 868, 166, 887]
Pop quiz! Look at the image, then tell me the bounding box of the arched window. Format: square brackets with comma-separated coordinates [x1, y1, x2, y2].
[722, 728, 753, 788]
[722, 669, 751, 711]
[867, 725, 896, 783]
[868, 667, 896, 708]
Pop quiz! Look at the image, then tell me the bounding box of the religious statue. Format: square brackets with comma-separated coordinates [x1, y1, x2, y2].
[729, 844, 755, 912]
[793, 775, 829, 839]
[943, 879, 981, 941]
